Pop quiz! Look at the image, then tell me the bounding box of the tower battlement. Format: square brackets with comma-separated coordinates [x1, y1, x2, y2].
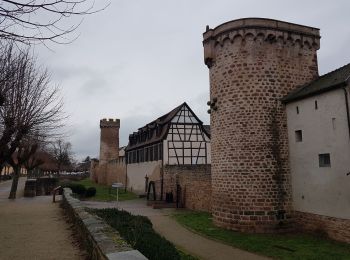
[203, 18, 320, 68]
[100, 118, 120, 128]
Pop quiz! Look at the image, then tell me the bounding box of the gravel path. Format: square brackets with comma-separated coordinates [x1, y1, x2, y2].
[83, 199, 269, 260]
[0, 178, 86, 260]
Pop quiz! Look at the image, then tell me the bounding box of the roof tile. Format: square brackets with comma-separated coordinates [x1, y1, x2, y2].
[282, 63, 350, 103]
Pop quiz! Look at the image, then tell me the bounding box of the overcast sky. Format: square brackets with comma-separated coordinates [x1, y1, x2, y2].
[35, 0, 350, 160]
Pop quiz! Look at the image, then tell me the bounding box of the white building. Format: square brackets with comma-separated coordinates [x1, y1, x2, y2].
[125, 102, 211, 194]
[283, 63, 350, 219]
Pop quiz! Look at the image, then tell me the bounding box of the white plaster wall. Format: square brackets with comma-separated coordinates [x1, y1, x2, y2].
[127, 160, 162, 194]
[163, 140, 169, 165]
[286, 88, 350, 219]
[207, 142, 211, 164]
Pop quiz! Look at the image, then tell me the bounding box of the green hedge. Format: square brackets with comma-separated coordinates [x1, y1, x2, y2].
[90, 208, 181, 260]
[60, 181, 97, 198]
[61, 182, 86, 195]
[85, 187, 96, 197]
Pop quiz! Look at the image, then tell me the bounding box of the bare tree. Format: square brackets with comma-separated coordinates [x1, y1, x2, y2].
[50, 138, 73, 172]
[77, 155, 90, 172]
[0, 0, 109, 44]
[0, 43, 27, 171]
[0, 43, 64, 198]
[0, 43, 17, 105]
[22, 143, 45, 176]
[8, 136, 45, 199]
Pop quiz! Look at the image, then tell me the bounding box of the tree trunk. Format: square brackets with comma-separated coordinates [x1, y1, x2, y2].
[8, 167, 20, 199]
[0, 165, 3, 181]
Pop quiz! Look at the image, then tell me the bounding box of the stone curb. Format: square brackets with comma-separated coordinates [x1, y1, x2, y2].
[62, 188, 147, 260]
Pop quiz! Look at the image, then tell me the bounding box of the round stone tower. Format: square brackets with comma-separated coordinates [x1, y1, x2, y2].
[99, 118, 120, 164]
[203, 18, 320, 232]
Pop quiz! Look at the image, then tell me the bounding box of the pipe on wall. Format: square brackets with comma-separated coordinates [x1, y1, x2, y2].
[342, 86, 350, 140]
[343, 85, 350, 178]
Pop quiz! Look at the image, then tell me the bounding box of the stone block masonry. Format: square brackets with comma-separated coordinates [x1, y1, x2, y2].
[100, 119, 120, 165]
[62, 188, 147, 260]
[92, 118, 126, 188]
[24, 177, 58, 197]
[162, 165, 211, 212]
[203, 18, 320, 232]
[294, 211, 350, 244]
[95, 161, 126, 187]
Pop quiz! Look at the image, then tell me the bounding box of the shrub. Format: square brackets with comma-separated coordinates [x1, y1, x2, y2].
[71, 184, 86, 195]
[90, 208, 180, 260]
[85, 187, 96, 197]
[61, 182, 86, 195]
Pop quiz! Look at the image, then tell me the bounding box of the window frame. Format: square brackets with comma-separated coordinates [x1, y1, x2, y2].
[319, 153, 331, 167]
[295, 130, 303, 142]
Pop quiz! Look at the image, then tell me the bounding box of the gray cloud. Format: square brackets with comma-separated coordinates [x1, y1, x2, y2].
[33, 0, 350, 161]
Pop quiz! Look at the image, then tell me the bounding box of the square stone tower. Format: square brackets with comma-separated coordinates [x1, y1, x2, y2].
[99, 118, 120, 164]
[203, 18, 320, 232]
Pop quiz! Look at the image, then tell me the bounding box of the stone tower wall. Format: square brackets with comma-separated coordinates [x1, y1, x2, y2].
[99, 119, 120, 165]
[203, 18, 320, 232]
[96, 161, 126, 186]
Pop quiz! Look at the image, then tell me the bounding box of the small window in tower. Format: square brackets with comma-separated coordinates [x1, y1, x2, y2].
[296, 106, 299, 114]
[332, 118, 336, 130]
[319, 153, 331, 167]
[295, 130, 303, 142]
[315, 100, 318, 110]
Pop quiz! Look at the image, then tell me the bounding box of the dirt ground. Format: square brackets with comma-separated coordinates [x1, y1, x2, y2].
[0, 178, 87, 260]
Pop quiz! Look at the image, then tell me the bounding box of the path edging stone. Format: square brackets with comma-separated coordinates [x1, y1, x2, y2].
[62, 188, 147, 260]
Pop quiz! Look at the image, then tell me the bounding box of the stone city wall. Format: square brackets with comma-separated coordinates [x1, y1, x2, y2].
[161, 165, 211, 212]
[94, 161, 126, 187]
[294, 211, 350, 244]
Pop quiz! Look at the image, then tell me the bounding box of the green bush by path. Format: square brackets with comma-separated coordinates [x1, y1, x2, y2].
[173, 211, 350, 260]
[68, 178, 138, 201]
[61, 182, 86, 195]
[89, 208, 181, 260]
[85, 187, 96, 197]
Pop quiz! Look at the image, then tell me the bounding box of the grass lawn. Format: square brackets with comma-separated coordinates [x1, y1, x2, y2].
[173, 211, 350, 260]
[73, 178, 138, 201]
[177, 248, 199, 260]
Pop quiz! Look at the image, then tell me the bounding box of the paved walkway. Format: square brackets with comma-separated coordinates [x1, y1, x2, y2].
[0, 177, 26, 201]
[0, 178, 86, 260]
[83, 199, 269, 260]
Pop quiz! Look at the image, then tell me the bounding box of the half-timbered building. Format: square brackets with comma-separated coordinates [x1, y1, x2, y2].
[125, 102, 211, 194]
